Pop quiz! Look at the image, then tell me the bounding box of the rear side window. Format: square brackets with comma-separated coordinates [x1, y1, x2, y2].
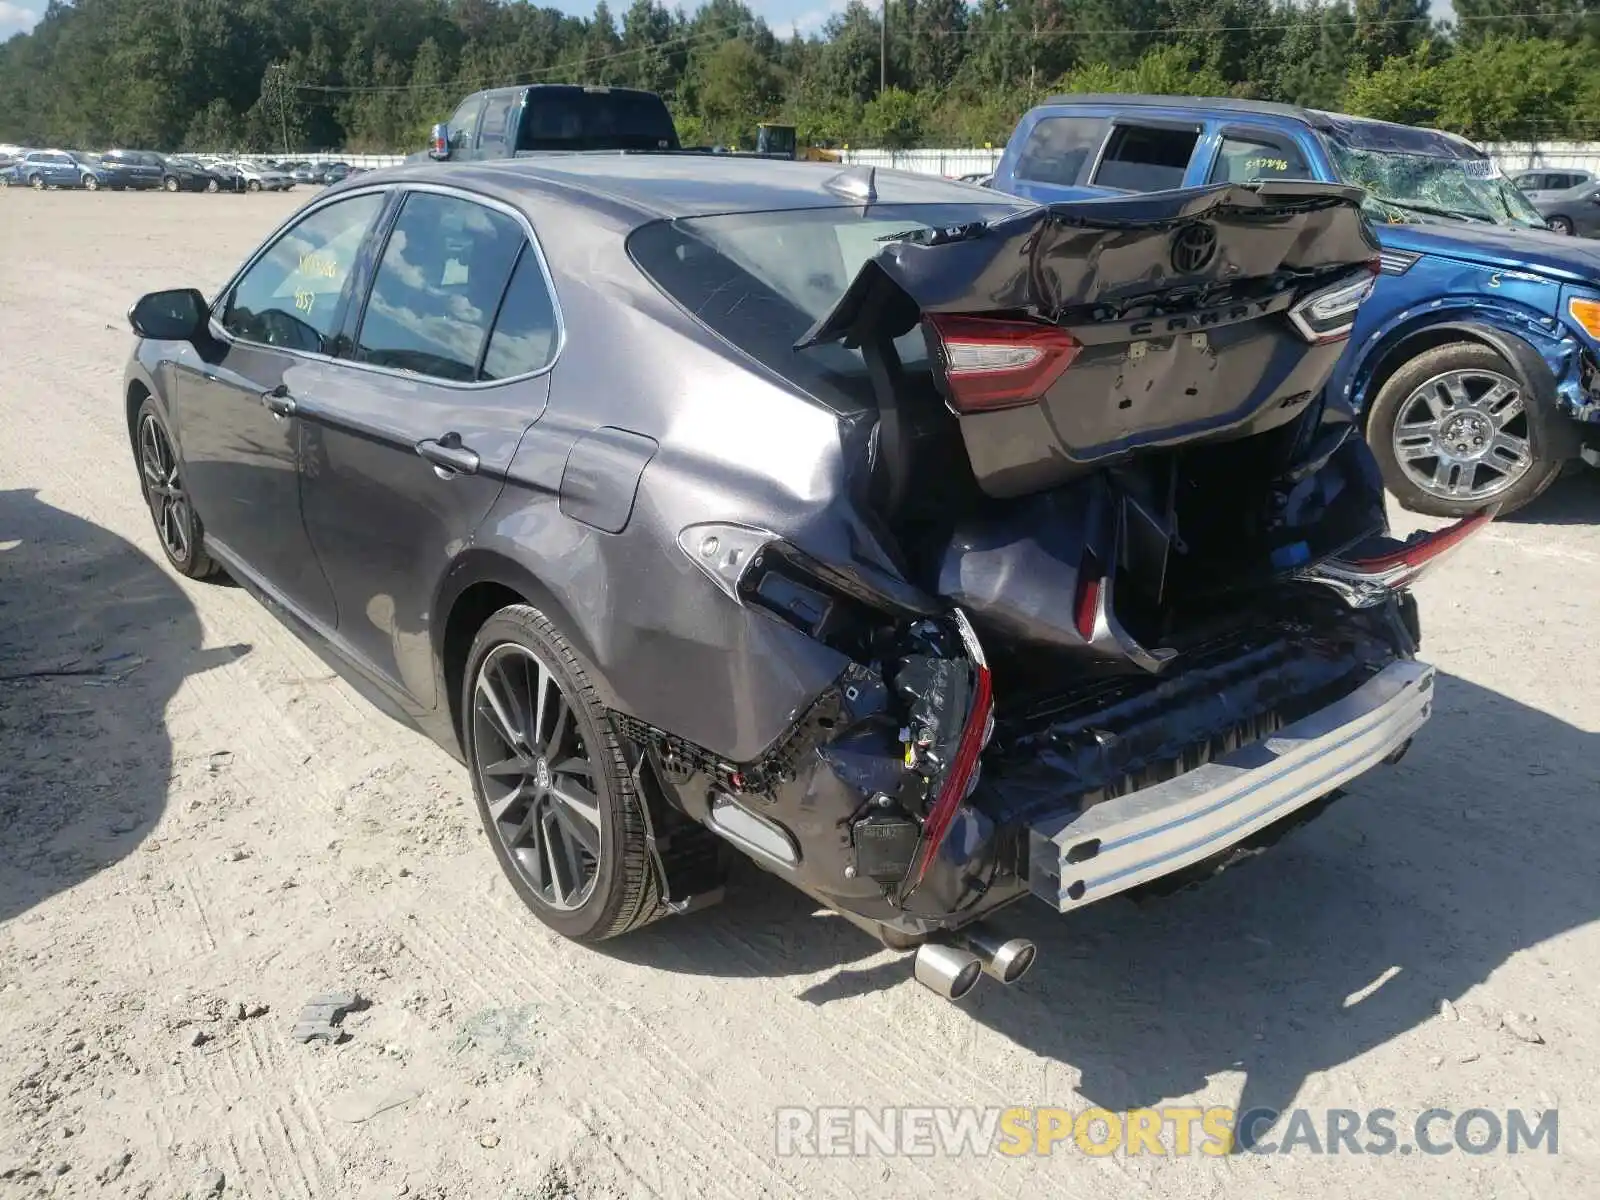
[1210, 134, 1312, 184]
[354, 192, 524, 382]
[478, 93, 517, 154]
[1093, 124, 1200, 192]
[480, 246, 560, 380]
[1014, 116, 1106, 187]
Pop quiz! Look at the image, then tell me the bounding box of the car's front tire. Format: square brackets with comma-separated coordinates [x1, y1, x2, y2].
[82, 174, 99, 191]
[1367, 341, 1563, 517]
[1548, 215, 1575, 236]
[134, 398, 218, 579]
[246, 179, 262, 193]
[163, 176, 180, 193]
[462, 605, 663, 942]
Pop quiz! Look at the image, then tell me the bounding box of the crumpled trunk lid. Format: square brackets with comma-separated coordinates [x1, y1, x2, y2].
[801, 180, 1380, 498]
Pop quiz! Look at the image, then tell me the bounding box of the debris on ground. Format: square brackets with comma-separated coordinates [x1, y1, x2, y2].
[188, 1165, 226, 1198]
[290, 992, 364, 1044]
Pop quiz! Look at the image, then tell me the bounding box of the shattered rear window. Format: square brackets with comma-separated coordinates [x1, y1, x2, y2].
[628, 202, 1023, 406]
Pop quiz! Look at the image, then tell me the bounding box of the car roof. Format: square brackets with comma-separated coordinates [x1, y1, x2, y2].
[401, 154, 999, 221]
[1040, 93, 1319, 123]
[1032, 94, 1486, 159]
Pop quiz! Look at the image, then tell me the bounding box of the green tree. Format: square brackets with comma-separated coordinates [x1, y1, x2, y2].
[861, 86, 926, 147]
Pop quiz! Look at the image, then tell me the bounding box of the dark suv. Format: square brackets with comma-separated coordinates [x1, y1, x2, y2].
[993, 95, 1600, 516]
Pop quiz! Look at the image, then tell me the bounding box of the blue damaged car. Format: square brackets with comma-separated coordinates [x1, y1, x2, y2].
[991, 95, 1600, 516]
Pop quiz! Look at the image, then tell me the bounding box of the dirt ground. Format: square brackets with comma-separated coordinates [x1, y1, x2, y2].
[0, 189, 1597, 1200]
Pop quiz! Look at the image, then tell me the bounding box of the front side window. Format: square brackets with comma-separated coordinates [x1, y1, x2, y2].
[221, 193, 385, 354]
[353, 192, 525, 381]
[1210, 134, 1312, 184]
[1092, 124, 1200, 192]
[1014, 116, 1107, 187]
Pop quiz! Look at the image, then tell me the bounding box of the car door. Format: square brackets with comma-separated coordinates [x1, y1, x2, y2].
[1200, 124, 1316, 187]
[1084, 116, 1206, 194]
[998, 112, 1111, 203]
[298, 186, 561, 706]
[171, 189, 390, 626]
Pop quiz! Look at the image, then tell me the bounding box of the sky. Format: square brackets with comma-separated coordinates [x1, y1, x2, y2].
[0, 0, 1455, 46]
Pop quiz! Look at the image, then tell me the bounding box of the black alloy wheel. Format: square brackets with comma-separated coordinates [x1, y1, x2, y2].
[462, 606, 663, 941]
[135, 400, 216, 579]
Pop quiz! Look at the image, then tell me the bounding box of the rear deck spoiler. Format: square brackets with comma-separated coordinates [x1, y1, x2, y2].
[797, 180, 1376, 350]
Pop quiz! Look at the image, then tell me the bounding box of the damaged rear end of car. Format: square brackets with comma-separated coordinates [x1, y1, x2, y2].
[623, 177, 1487, 997]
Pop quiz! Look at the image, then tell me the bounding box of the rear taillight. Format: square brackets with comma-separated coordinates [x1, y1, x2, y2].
[907, 610, 993, 889]
[924, 314, 1081, 413]
[1288, 259, 1380, 344]
[1301, 509, 1494, 607]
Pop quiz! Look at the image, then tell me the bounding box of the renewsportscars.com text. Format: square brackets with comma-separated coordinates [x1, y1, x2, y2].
[774, 1105, 1559, 1158]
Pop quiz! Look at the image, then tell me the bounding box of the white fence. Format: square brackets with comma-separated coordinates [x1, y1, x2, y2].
[839, 147, 1005, 177]
[225, 142, 1600, 180]
[1482, 142, 1600, 176]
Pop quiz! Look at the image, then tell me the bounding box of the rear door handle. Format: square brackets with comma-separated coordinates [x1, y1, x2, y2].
[416, 435, 480, 477]
[261, 384, 296, 418]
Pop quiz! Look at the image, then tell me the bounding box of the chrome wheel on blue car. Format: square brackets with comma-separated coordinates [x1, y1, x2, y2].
[1368, 342, 1563, 517]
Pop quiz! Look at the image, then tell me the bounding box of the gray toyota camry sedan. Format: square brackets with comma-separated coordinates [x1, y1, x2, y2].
[124, 155, 1478, 1000]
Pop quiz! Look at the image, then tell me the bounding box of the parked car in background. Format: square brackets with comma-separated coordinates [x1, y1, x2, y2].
[991, 95, 1600, 516]
[414, 83, 680, 163]
[290, 163, 319, 184]
[157, 155, 223, 192]
[8, 149, 104, 189]
[318, 161, 353, 184]
[226, 159, 294, 191]
[1534, 180, 1600, 237]
[120, 157, 1473, 997]
[99, 149, 167, 190]
[1511, 168, 1595, 204]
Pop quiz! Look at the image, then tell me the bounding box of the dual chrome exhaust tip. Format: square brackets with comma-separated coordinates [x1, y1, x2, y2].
[911, 925, 1037, 1000]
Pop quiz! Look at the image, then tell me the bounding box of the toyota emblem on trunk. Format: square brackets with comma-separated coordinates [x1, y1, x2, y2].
[1172, 223, 1218, 273]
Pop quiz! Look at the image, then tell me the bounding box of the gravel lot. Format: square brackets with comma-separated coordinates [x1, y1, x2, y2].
[1, 189, 1597, 1199]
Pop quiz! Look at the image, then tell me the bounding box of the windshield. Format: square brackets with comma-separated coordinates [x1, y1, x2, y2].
[1326, 140, 1548, 229]
[629, 201, 1028, 407]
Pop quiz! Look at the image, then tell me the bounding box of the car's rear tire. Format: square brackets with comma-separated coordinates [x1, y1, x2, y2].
[246, 179, 261, 193]
[462, 604, 664, 942]
[134, 398, 218, 580]
[82, 174, 99, 191]
[1367, 341, 1563, 517]
[205, 178, 219, 193]
[1548, 215, 1575, 236]
[28, 173, 43, 189]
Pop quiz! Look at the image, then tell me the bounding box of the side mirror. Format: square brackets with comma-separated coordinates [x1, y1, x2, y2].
[129, 288, 208, 341]
[428, 123, 451, 161]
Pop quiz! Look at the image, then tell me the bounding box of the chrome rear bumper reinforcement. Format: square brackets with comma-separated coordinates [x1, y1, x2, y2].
[1029, 659, 1434, 912]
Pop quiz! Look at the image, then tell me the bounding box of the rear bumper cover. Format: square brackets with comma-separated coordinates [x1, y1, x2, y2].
[1028, 658, 1433, 912]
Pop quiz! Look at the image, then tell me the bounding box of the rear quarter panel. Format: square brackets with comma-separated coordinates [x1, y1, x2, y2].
[465, 194, 876, 762]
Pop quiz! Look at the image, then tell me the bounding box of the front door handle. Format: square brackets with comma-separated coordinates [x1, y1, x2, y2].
[416, 434, 480, 477]
[261, 384, 296, 418]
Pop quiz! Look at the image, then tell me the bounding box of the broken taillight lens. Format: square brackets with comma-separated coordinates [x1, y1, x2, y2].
[924, 315, 1082, 413]
[907, 610, 993, 890]
[1300, 509, 1494, 607]
[1287, 258, 1380, 344]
